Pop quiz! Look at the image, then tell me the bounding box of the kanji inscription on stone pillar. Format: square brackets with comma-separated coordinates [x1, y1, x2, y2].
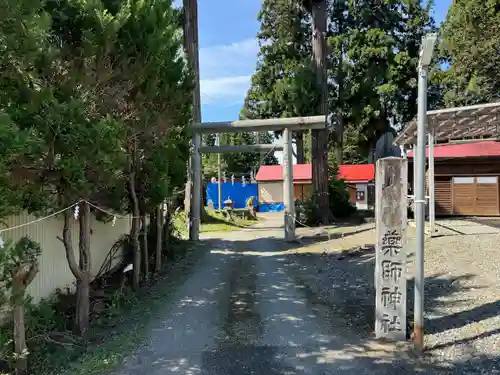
[375, 157, 408, 341]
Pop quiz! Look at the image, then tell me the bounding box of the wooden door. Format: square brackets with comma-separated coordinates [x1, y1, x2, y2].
[452, 176, 499, 216]
[475, 176, 499, 215]
[452, 177, 475, 215]
[302, 184, 313, 200]
[293, 184, 303, 201]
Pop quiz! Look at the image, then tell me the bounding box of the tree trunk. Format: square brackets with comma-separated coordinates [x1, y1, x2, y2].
[74, 275, 90, 335]
[163, 202, 171, 244]
[336, 115, 344, 163]
[311, 0, 330, 225]
[128, 136, 141, 291]
[12, 277, 27, 375]
[61, 209, 89, 335]
[140, 213, 149, 282]
[295, 132, 305, 164]
[155, 204, 163, 272]
[336, 21, 345, 164]
[183, 0, 205, 232]
[129, 178, 141, 291]
[75, 200, 91, 335]
[62, 210, 82, 280]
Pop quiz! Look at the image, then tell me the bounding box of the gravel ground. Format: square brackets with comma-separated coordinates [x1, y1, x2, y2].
[111, 215, 500, 374]
[286, 218, 500, 374]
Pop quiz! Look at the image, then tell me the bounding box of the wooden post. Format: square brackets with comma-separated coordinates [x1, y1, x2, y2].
[183, 0, 203, 240]
[375, 157, 408, 341]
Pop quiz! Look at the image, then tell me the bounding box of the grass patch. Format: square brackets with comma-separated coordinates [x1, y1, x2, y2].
[173, 209, 258, 236]
[202, 210, 257, 233]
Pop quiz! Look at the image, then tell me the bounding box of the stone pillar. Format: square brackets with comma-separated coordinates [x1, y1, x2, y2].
[375, 157, 408, 341]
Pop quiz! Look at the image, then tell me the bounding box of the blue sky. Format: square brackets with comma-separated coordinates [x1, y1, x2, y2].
[197, 0, 453, 124]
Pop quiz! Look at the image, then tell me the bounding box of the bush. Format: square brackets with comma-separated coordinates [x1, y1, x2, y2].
[296, 164, 356, 225]
[327, 166, 357, 219]
[295, 198, 320, 226]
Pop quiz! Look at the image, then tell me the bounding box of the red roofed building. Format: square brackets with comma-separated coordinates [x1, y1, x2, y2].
[256, 163, 375, 212]
[408, 141, 500, 216]
[407, 140, 500, 159]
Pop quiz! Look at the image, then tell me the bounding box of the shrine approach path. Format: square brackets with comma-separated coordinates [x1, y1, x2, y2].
[113, 214, 440, 375]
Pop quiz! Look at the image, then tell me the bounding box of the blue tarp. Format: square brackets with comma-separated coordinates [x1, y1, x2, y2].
[259, 203, 285, 212]
[206, 182, 258, 209]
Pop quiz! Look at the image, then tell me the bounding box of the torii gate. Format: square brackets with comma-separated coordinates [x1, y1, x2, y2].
[189, 115, 327, 241]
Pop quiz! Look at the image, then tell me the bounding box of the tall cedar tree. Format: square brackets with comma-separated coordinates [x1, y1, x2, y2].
[439, 0, 500, 106]
[329, 0, 435, 162]
[245, 0, 434, 165]
[242, 0, 315, 164]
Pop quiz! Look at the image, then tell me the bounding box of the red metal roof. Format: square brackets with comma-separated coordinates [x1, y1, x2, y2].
[338, 164, 375, 182]
[256, 164, 375, 183]
[407, 141, 500, 159]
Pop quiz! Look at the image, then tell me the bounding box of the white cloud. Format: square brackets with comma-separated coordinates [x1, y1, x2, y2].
[200, 75, 251, 104]
[199, 38, 259, 105]
[199, 38, 258, 79]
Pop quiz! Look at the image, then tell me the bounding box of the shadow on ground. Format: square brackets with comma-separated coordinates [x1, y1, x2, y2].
[197, 234, 500, 374]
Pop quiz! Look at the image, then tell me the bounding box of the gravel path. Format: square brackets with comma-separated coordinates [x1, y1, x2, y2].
[113, 216, 500, 374]
[287, 218, 500, 374]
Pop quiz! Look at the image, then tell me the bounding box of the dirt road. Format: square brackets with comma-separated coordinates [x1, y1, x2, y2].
[114, 216, 446, 375]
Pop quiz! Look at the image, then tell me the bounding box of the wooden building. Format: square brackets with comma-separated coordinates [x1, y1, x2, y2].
[408, 141, 500, 216]
[255, 163, 375, 212]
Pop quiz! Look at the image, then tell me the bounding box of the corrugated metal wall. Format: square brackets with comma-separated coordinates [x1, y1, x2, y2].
[206, 182, 258, 209]
[1, 212, 131, 303]
[258, 182, 283, 204]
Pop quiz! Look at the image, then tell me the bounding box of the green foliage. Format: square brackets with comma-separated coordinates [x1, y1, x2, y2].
[0, 0, 193, 372]
[438, 0, 500, 106]
[327, 165, 356, 218]
[0, 237, 41, 370]
[100, 0, 192, 214]
[328, 0, 435, 160]
[244, 0, 313, 120]
[0, 0, 191, 218]
[241, 0, 314, 163]
[0, 0, 52, 217]
[0, 237, 41, 301]
[221, 131, 277, 177]
[295, 199, 320, 226]
[245, 0, 435, 163]
[203, 130, 277, 178]
[296, 165, 356, 226]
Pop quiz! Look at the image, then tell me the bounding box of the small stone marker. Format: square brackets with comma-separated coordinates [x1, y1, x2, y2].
[375, 157, 408, 341]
